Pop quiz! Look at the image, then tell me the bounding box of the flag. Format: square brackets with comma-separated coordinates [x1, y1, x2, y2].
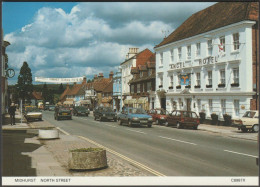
[218, 43, 224, 57]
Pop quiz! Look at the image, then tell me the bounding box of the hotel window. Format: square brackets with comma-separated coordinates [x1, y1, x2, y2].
[221, 99, 226, 114]
[178, 47, 182, 61]
[209, 99, 213, 113]
[160, 53, 163, 66]
[137, 84, 140, 93]
[170, 49, 174, 63]
[233, 68, 239, 84]
[197, 99, 201, 111]
[196, 72, 201, 86]
[234, 100, 240, 117]
[233, 33, 240, 50]
[208, 71, 212, 85]
[219, 36, 225, 52]
[220, 69, 225, 84]
[169, 75, 174, 87]
[196, 43, 201, 57]
[147, 82, 151, 91]
[187, 45, 191, 59]
[207, 40, 213, 56]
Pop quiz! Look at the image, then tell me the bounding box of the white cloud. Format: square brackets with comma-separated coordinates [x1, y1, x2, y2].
[4, 2, 215, 84]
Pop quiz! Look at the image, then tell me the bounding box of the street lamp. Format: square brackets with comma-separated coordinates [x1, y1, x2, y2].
[118, 66, 123, 112]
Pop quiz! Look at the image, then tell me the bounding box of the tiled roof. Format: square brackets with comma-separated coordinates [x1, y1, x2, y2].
[67, 84, 82, 96]
[155, 2, 259, 48]
[60, 85, 71, 100]
[93, 78, 111, 92]
[102, 80, 113, 93]
[121, 48, 153, 65]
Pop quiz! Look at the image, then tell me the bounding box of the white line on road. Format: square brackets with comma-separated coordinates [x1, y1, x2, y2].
[224, 150, 258, 158]
[56, 127, 70, 135]
[158, 136, 197, 145]
[126, 129, 147, 134]
[78, 136, 165, 176]
[104, 124, 117, 128]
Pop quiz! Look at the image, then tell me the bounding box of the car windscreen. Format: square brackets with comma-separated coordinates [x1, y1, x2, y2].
[130, 108, 147, 114]
[59, 108, 71, 112]
[183, 111, 198, 118]
[243, 111, 256, 118]
[76, 106, 86, 111]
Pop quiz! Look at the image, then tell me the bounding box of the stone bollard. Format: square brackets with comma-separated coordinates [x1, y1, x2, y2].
[68, 148, 107, 170]
[38, 129, 59, 139]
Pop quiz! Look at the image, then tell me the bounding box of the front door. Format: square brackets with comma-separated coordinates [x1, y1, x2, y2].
[161, 98, 166, 110]
[186, 98, 191, 111]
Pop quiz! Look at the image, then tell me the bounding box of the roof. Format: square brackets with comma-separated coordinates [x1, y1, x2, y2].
[32, 91, 43, 100]
[120, 48, 153, 65]
[93, 78, 111, 92]
[155, 2, 259, 48]
[102, 80, 113, 93]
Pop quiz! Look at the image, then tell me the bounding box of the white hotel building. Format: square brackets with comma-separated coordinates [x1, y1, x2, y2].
[154, 2, 259, 120]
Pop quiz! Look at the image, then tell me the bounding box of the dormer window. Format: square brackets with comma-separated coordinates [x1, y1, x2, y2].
[207, 40, 213, 56]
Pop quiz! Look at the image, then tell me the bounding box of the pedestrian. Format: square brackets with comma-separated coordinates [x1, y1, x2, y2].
[8, 103, 16, 125]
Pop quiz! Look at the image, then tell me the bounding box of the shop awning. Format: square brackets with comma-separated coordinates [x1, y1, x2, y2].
[137, 97, 147, 104]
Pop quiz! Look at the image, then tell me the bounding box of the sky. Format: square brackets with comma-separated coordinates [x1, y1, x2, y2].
[3, 2, 216, 85]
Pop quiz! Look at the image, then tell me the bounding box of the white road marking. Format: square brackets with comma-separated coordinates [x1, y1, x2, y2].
[224, 150, 258, 158]
[126, 129, 147, 134]
[105, 124, 117, 128]
[56, 127, 70, 135]
[78, 136, 165, 176]
[158, 136, 197, 145]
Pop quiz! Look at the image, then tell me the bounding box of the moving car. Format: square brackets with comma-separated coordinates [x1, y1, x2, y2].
[93, 106, 117, 122]
[54, 107, 72, 120]
[148, 108, 169, 125]
[73, 106, 90, 116]
[24, 106, 42, 122]
[117, 107, 153, 127]
[165, 110, 200, 130]
[232, 110, 259, 132]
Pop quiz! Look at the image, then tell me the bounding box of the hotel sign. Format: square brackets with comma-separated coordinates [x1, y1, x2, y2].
[169, 56, 218, 69]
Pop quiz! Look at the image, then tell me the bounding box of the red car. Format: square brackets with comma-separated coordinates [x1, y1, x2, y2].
[165, 110, 200, 130]
[148, 108, 169, 125]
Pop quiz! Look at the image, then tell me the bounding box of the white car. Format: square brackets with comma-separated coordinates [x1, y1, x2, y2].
[233, 110, 259, 132]
[24, 107, 42, 121]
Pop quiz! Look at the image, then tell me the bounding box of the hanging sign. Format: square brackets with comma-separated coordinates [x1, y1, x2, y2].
[180, 74, 190, 86]
[35, 77, 84, 83]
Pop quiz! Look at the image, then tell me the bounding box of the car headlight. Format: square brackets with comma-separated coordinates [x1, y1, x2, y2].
[148, 118, 153, 121]
[132, 117, 139, 120]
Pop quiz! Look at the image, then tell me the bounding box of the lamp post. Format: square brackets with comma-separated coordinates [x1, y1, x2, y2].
[118, 67, 123, 112]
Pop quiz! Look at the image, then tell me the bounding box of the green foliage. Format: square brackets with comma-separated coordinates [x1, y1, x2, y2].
[58, 83, 65, 94]
[16, 62, 33, 103]
[70, 147, 104, 152]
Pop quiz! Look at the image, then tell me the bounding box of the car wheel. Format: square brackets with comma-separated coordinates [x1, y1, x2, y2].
[177, 122, 182, 129]
[241, 128, 248, 133]
[86, 114, 88, 117]
[114, 118, 117, 122]
[148, 124, 152, 128]
[57, 117, 60, 121]
[128, 120, 132, 127]
[193, 125, 198, 130]
[118, 119, 122, 125]
[252, 124, 259, 133]
[100, 117, 103, 122]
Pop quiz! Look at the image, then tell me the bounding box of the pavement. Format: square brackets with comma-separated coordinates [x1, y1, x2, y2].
[2, 110, 258, 177]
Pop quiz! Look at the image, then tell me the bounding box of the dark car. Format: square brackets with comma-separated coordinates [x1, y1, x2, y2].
[93, 106, 117, 122]
[165, 110, 200, 130]
[73, 106, 90, 116]
[48, 105, 56, 111]
[54, 107, 72, 120]
[117, 107, 153, 127]
[148, 108, 169, 125]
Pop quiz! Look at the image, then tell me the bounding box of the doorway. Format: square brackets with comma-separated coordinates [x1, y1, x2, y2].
[161, 98, 166, 110]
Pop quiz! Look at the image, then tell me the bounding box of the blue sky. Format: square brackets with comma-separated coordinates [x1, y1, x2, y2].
[3, 2, 215, 85]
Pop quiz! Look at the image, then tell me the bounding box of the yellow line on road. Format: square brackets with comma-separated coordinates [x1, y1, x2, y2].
[56, 127, 70, 135]
[78, 135, 166, 177]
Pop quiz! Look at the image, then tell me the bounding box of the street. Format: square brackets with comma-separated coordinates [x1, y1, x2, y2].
[42, 110, 258, 176]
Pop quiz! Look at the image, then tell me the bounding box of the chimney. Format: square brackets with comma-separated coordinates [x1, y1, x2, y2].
[66, 83, 69, 89]
[82, 76, 87, 84]
[127, 47, 139, 59]
[98, 73, 104, 80]
[94, 74, 98, 81]
[109, 71, 114, 79]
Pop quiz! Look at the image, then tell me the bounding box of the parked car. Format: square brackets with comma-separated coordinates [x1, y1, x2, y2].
[148, 108, 169, 125]
[73, 106, 90, 116]
[54, 107, 72, 120]
[232, 110, 259, 133]
[117, 107, 153, 127]
[44, 105, 49, 110]
[93, 106, 117, 122]
[165, 110, 200, 130]
[24, 106, 42, 122]
[48, 105, 56, 111]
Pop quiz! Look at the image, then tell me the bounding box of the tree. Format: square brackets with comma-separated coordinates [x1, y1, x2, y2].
[16, 62, 33, 104]
[58, 83, 64, 94]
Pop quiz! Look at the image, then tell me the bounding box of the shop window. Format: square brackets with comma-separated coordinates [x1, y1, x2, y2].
[234, 100, 240, 117]
[196, 43, 201, 57]
[187, 45, 191, 59]
[233, 33, 240, 51]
